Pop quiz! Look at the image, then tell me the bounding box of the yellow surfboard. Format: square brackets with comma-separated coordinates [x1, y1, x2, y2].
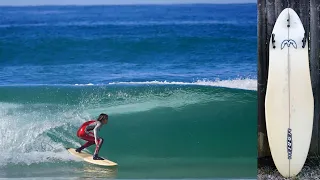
[66, 148, 118, 167]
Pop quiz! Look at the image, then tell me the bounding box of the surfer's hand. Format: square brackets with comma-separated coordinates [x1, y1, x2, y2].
[95, 139, 98, 145]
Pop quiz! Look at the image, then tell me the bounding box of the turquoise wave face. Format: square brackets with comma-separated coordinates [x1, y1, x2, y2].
[0, 85, 256, 178]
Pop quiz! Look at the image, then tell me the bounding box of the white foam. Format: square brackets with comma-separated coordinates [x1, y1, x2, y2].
[0, 78, 257, 91]
[108, 78, 257, 91]
[0, 104, 85, 166]
[74, 83, 94, 86]
[0, 151, 79, 166]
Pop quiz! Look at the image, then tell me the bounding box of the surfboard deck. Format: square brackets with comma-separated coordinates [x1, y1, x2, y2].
[66, 148, 118, 167]
[265, 8, 314, 178]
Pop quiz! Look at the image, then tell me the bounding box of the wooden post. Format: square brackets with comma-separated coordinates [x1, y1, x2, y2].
[309, 0, 320, 156]
[258, 0, 270, 159]
[258, 0, 320, 163]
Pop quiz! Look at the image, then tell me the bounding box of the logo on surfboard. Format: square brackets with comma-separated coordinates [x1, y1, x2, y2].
[287, 128, 292, 159]
[281, 39, 297, 49]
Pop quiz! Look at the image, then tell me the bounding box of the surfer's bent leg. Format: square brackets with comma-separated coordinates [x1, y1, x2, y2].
[93, 138, 104, 160]
[94, 138, 104, 154]
[76, 132, 95, 153]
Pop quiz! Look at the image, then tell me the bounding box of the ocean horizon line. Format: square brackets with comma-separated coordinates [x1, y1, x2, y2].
[0, 2, 256, 7]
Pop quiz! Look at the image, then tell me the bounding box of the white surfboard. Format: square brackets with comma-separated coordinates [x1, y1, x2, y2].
[265, 8, 314, 178]
[67, 148, 118, 167]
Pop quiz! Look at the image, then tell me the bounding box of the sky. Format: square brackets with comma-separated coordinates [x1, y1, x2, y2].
[0, 0, 256, 6]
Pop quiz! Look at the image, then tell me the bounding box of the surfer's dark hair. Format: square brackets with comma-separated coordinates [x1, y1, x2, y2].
[97, 113, 108, 121]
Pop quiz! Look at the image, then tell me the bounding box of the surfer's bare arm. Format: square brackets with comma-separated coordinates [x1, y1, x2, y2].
[93, 121, 102, 144]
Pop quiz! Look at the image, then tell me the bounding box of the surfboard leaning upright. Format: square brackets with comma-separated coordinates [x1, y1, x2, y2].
[265, 8, 314, 178]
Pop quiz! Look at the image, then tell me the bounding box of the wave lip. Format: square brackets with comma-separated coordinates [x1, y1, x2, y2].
[0, 78, 257, 91]
[107, 78, 257, 91]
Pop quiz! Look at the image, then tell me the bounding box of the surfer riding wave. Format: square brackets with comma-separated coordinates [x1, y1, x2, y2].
[75, 113, 108, 160]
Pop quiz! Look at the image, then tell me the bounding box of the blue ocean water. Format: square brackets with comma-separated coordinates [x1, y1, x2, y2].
[0, 3, 257, 179]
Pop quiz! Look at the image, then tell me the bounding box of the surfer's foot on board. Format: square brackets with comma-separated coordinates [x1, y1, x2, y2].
[75, 147, 82, 153]
[93, 154, 104, 160]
